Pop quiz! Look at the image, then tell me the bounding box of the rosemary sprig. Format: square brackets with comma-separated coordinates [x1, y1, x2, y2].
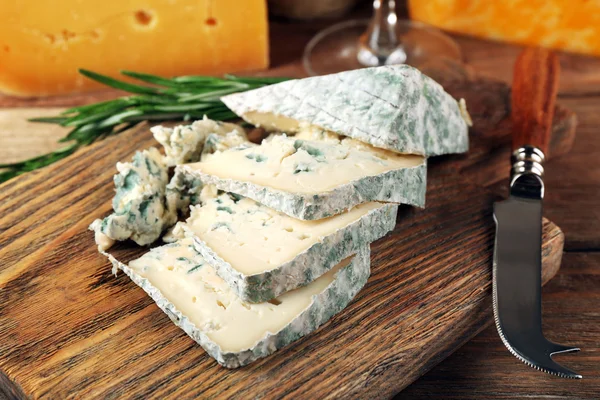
[0, 69, 289, 183]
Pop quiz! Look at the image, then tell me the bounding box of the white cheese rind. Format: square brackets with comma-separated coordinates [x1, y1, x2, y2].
[221, 65, 469, 156]
[102, 242, 370, 368]
[180, 136, 426, 220]
[183, 194, 397, 302]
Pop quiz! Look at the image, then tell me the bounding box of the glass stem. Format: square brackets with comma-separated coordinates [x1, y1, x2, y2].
[358, 0, 405, 66]
[370, 0, 398, 56]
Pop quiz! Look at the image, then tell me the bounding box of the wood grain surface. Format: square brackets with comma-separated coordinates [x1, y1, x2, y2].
[0, 71, 574, 398]
[0, 108, 68, 164]
[399, 251, 600, 399]
[511, 48, 559, 154]
[2, 5, 599, 397]
[399, 16, 600, 400]
[402, 96, 600, 399]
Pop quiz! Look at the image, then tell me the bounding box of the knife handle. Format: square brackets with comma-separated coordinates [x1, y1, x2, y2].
[511, 47, 559, 157]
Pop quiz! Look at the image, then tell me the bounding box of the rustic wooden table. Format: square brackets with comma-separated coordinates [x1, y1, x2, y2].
[399, 38, 600, 399]
[0, 8, 598, 399]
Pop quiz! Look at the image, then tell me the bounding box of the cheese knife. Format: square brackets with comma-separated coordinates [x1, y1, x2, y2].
[492, 47, 582, 379]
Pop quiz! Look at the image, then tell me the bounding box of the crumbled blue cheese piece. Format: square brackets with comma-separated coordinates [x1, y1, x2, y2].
[164, 169, 204, 227]
[201, 130, 255, 161]
[91, 118, 248, 251]
[292, 121, 421, 163]
[151, 117, 246, 166]
[89, 219, 115, 252]
[162, 119, 250, 222]
[90, 147, 171, 248]
[163, 185, 218, 244]
[162, 221, 187, 244]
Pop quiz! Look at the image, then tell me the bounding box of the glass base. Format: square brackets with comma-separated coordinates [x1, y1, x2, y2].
[303, 19, 462, 76]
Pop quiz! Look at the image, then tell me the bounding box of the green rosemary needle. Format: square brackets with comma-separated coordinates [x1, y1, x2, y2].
[0, 69, 288, 183]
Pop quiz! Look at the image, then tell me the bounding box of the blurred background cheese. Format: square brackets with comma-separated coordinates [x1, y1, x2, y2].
[409, 0, 600, 57]
[0, 0, 269, 97]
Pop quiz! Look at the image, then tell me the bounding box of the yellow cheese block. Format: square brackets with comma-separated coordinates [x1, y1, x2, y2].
[409, 0, 600, 57]
[0, 0, 269, 97]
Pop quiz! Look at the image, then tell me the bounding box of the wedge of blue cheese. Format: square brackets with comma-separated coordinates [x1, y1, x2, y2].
[151, 117, 247, 167]
[89, 147, 171, 249]
[180, 135, 425, 220]
[182, 192, 396, 302]
[104, 238, 371, 368]
[221, 65, 470, 156]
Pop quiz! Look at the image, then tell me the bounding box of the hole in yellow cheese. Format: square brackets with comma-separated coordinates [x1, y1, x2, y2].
[90, 29, 101, 41]
[134, 10, 154, 26]
[0, 0, 269, 96]
[44, 34, 56, 44]
[61, 29, 77, 40]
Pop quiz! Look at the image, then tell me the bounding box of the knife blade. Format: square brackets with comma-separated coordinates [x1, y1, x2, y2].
[492, 47, 581, 379]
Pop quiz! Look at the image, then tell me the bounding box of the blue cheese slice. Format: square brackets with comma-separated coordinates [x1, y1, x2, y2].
[151, 117, 247, 167]
[180, 135, 425, 220]
[182, 192, 396, 302]
[89, 147, 171, 249]
[104, 238, 371, 368]
[221, 65, 469, 156]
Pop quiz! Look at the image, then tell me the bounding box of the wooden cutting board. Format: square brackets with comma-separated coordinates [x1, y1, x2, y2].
[0, 74, 576, 399]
